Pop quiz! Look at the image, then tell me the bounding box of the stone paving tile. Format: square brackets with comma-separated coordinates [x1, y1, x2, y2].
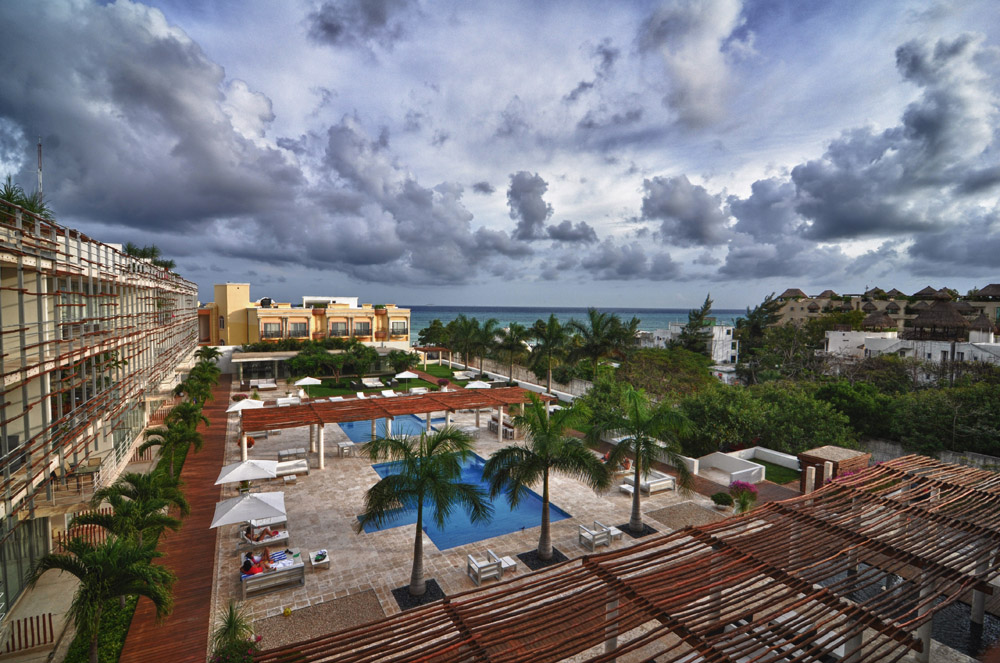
[209, 405, 716, 631]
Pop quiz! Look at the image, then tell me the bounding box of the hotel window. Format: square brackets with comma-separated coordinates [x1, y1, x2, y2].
[289, 322, 308, 338]
[219, 316, 225, 330]
[391, 321, 408, 336]
[262, 322, 282, 339]
[355, 322, 372, 336]
[957, 351, 965, 361]
[330, 322, 348, 337]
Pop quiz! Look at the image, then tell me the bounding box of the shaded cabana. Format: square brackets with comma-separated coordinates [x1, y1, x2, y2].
[255, 455, 1000, 663]
[412, 345, 452, 371]
[904, 296, 970, 341]
[862, 311, 896, 330]
[238, 387, 552, 467]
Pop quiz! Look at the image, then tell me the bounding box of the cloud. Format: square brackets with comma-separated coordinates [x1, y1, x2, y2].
[507, 171, 553, 240]
[581, 240, 680, 280]
[637, 0, 745, 127]
[471, 181, 495, 195]
[495, 96, 531, 138]
[307, 0, 417, 50]
[641, 175, 730, 246]
[564, 38, 621, 103]
[547, 219, 598, 243]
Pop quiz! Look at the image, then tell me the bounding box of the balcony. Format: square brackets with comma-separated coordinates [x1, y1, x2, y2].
[261, 331, 283, 339]
[391, 328, 409, 338]
[375, 331, 388, 340]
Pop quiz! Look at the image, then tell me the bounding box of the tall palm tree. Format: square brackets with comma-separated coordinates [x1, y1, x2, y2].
[356, 428, 493, 596]
[471, 318, 500, 375]
[164, 401, 209, 432]
[497, 322, 530, 383]
[139, 424, 204, 478]
[587, 385, 692, 534]
[92, 470, 190, 517]
[483, 395, 610, 560]
[29, 536, 174, 663]
[194, 346, 222, 363]
[448, 314, 479, 370]
[568, 308, 620, 377]
[72, 493, 181, 547]
[530, 315, 570, 394]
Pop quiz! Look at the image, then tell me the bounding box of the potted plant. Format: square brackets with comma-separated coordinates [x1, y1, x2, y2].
[729, 480, 758, 514]
[711, 492, 733, 511]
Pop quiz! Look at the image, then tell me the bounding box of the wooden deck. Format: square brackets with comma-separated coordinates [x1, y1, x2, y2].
[119, 375, 231, 663]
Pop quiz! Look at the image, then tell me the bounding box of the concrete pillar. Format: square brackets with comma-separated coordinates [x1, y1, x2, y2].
[387, 417, 393, 437]
[309, 425, 316, 453]
[241, 434, 248, 462]
[823, 461, 834, 485]
[915, 574, 933, 663]
[371, 419, 376, 441]
[422, 351, 427, 371]
[972, 559, 989, 624]
[475, 409, 480, 427]
[603, 592, 619, 658]
[446, 411, 452, 426]
[318, 425, 325, 470]
[843, 628, 864, 663]
[426, 412, 432, 433]
[805, 466, 816, 493]
[497, 405, 504, 443]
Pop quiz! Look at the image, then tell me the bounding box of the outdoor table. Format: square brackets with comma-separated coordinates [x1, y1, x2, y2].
[309, 549, 330, 569]
[278, 448, 307, 461]
[338, 442, 355, 458]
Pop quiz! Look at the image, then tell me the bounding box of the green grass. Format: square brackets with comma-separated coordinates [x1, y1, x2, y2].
[756, 459, 800, 485]
[306, 378, 443, 398]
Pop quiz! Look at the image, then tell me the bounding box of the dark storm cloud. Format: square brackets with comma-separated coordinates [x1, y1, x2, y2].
[728, 178, 801, 242]
[0, 2, 302, 231]
[495, 97, 531, 138]
[577, 108, 643, 131]
[907, 208, 1000, 272]
[307, 0, 416, 50]
[641, 175, 730, 246]
[581, 241, 680, 281]
[564, 38, 620, 103]
[507, 171, 553, 240]
[718, 234, 845, 280]
[546, 219, 598, 243]
[471, 181, 495, 195]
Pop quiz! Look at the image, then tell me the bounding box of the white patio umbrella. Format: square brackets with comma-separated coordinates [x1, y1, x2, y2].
[214, 459, 278, 485]
[395, 370, 419, 392]
[465, 380, 491, 389]
[210, 492, 286, 529]
[294, 376, 322, 398]
[227, 399, 264, 414]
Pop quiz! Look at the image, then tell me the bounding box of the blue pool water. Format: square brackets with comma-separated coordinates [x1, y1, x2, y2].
[339, 414, 445, 443]
[360, 454, 572, 549]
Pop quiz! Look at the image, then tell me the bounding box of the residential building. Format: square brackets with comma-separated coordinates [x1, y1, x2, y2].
[198, 284, 411, 350]
[636, 322, 739, 364]
[0, 202, 198, 615]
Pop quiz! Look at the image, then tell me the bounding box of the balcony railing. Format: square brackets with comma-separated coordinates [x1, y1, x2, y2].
[261, 331, 283, 339]
[391, 328, 409, 337]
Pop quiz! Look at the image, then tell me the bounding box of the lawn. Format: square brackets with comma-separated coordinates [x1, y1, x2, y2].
[305, 377, 441, 398]
[756, 459, 800, 485]
[420, 364, 470, 387]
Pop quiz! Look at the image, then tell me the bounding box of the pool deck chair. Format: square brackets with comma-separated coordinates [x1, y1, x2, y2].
[356, 392, 367, 399]
[578, 521, 611, 551]
[487, 549, 518, 573]
[467, 552, 502, 586]
[381, 390, 399, 398]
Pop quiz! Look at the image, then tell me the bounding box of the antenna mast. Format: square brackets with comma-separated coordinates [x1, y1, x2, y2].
[36, 138, 42, 194]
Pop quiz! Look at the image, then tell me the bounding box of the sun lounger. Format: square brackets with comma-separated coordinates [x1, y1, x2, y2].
[329, 396, 344, 402]
[381, 390, 399, 398]
[241, 549, 305, 599]
[409, 387, 429, 395]
[275, 459, 308, 477]
[356, 392, 367, 399]
[578, 522, 612, 551]
[238, 528, 290, 551]
[623, 470, 675, 493]
[467, 552, 502, 586]
[361, 377, 383, 388]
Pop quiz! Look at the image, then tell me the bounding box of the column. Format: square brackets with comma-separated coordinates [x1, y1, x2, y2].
[241, 434, 248, 462]
[497, 405, 504, 443]
[915, 573, 933, 663]
[309, 425, 316, 453]
[425, 412, 431, 433]
[371, 419, 377, 441]
[972, 559, 989, 625]
[823, 461, 834, 485]
[843, 628, 864, 663]
[387, 417, 393, 437]
[318, 425, 325, 470]
[422, 351, 427, 371]
[604, 591, 619, 658]
[475, 408, 480, 427]
[445, 411, 451, 426]
[805, 466, 816, 493]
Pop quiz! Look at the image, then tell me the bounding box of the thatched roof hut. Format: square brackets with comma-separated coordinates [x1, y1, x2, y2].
[862, 311, 896, 330]
[973, 283, 1000, 299]
[885, 301, 901, 313]
[910, 300, 931, 311]
[970, 312, 995, 333]
[952, 301, 975, 314]
[865, 287, 885, 298]
[904, 297, 970, 341]
[816, 289, 838, 298]
[807, 301, 820, 312]
[913, 285, 939, 298]
[779, 288, 808, 300]
[862, 301, 878, 313]
[885, 288, 906, 298]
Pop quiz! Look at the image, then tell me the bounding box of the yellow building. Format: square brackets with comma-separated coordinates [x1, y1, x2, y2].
[199, 284, 411, 350]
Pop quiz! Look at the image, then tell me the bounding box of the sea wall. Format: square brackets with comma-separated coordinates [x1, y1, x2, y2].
[860, 438, 1000, 470]
[446, 355, 593, 398]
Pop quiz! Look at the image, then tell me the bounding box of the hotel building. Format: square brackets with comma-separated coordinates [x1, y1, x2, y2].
[0, 202, 198, 615]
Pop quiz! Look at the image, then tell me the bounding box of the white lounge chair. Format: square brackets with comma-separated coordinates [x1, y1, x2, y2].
[329, 396, 344, 402]
[276, 459, 308, 477]
[467, 552, 502, 586]
[578, 522, 611, 551]
[356, 392, 367, 399]
[381, 390, 399, 398]
[624, 471, 676, 493]
[361, 377, 383, 388]
[238, 528, 290, 551]
[410, 387, 429, 395]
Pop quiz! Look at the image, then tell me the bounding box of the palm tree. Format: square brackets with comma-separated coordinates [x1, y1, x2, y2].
[497, 322, 530, 383]
[194, 346, 222, 363]
[587, 386, 693, 534]
[92, 470, 190, 517]
[164, 401, 209, 432]
[139, 424, 204, 478]
[530, 315, 570, 394]
[28, 536, 174, 663]
[448, 314, 479, 369]
[72, 493, 181, 547]
[471, 318, 500, 376]
[568, 308, 619, 377]
[356, 428, 493, 596]
[483, 395, 610, 560]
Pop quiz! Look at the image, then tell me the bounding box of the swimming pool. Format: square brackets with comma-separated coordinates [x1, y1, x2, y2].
[339, 414, 445, 443]
[360, 453, 572, 549]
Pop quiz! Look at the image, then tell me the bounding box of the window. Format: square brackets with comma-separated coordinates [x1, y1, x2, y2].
[940, 351, 949, 362]
[330, 322, 348, 337]
[289, 322, 308, 338]
[262, 322, 282, 339]
[354, 322, 371, 336]
[957, 351, 965, 361]
[219, 316, 225, 330]
[391, 321, 408, 336]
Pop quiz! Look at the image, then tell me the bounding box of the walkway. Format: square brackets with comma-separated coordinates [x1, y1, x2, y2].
[119, 375, 232, 663]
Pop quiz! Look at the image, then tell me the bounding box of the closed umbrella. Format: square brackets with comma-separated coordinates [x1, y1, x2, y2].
[227, 399, 264, 413]
[215, 460, 278, 485]
[210, 492, 286, 529]
[395, 370, 419, 392]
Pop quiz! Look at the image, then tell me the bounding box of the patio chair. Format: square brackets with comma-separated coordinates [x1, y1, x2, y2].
[486, 549, 518, 573]
[578, 522, 611, 551]
[467, 552, 502, 586]
[356, 392, 367, 400]
[410, 387, 429, 395]
[276, 459, 309, 477]
[381, 390, 399, 398]
[329, 396, 344, 402]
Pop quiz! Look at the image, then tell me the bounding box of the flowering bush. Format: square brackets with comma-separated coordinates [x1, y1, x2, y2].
[232, 393, 248, 402]
[210, 637, 261, 663]
[437, 378, 449, 387]
[729, 480, 758, 514]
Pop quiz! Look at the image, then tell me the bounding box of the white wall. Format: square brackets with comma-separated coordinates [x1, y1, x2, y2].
[729, 447, 800, 470]
[699, 452, 765, 483]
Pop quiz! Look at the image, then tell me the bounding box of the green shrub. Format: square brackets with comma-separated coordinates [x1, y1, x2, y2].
[711, 492, 733, 506]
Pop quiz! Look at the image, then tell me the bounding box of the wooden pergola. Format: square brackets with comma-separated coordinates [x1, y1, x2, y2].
[412, 346, 452, 370]
[256, 455, 1000, 663]
[238, 387, 551, 468]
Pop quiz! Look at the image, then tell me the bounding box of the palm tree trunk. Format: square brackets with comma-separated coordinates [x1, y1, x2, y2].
[479, 356, 484, 376]
[509, 356, 514, 383]
[546, 366, 552, 394]
[89, 604, 103, 663]
[410, 503, 426, 596]
[629, 459, 643, 533]
[538, 470, 552, 560]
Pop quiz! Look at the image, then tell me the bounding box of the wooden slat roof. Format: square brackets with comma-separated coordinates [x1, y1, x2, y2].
[240, 387, 550, 432]
[256, 455, 1000, 663]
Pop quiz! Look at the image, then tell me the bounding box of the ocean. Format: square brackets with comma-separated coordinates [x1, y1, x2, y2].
[404, 305, 745, 344]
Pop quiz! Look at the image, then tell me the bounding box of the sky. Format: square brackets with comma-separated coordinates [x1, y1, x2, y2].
[1, 0, 999, 309]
